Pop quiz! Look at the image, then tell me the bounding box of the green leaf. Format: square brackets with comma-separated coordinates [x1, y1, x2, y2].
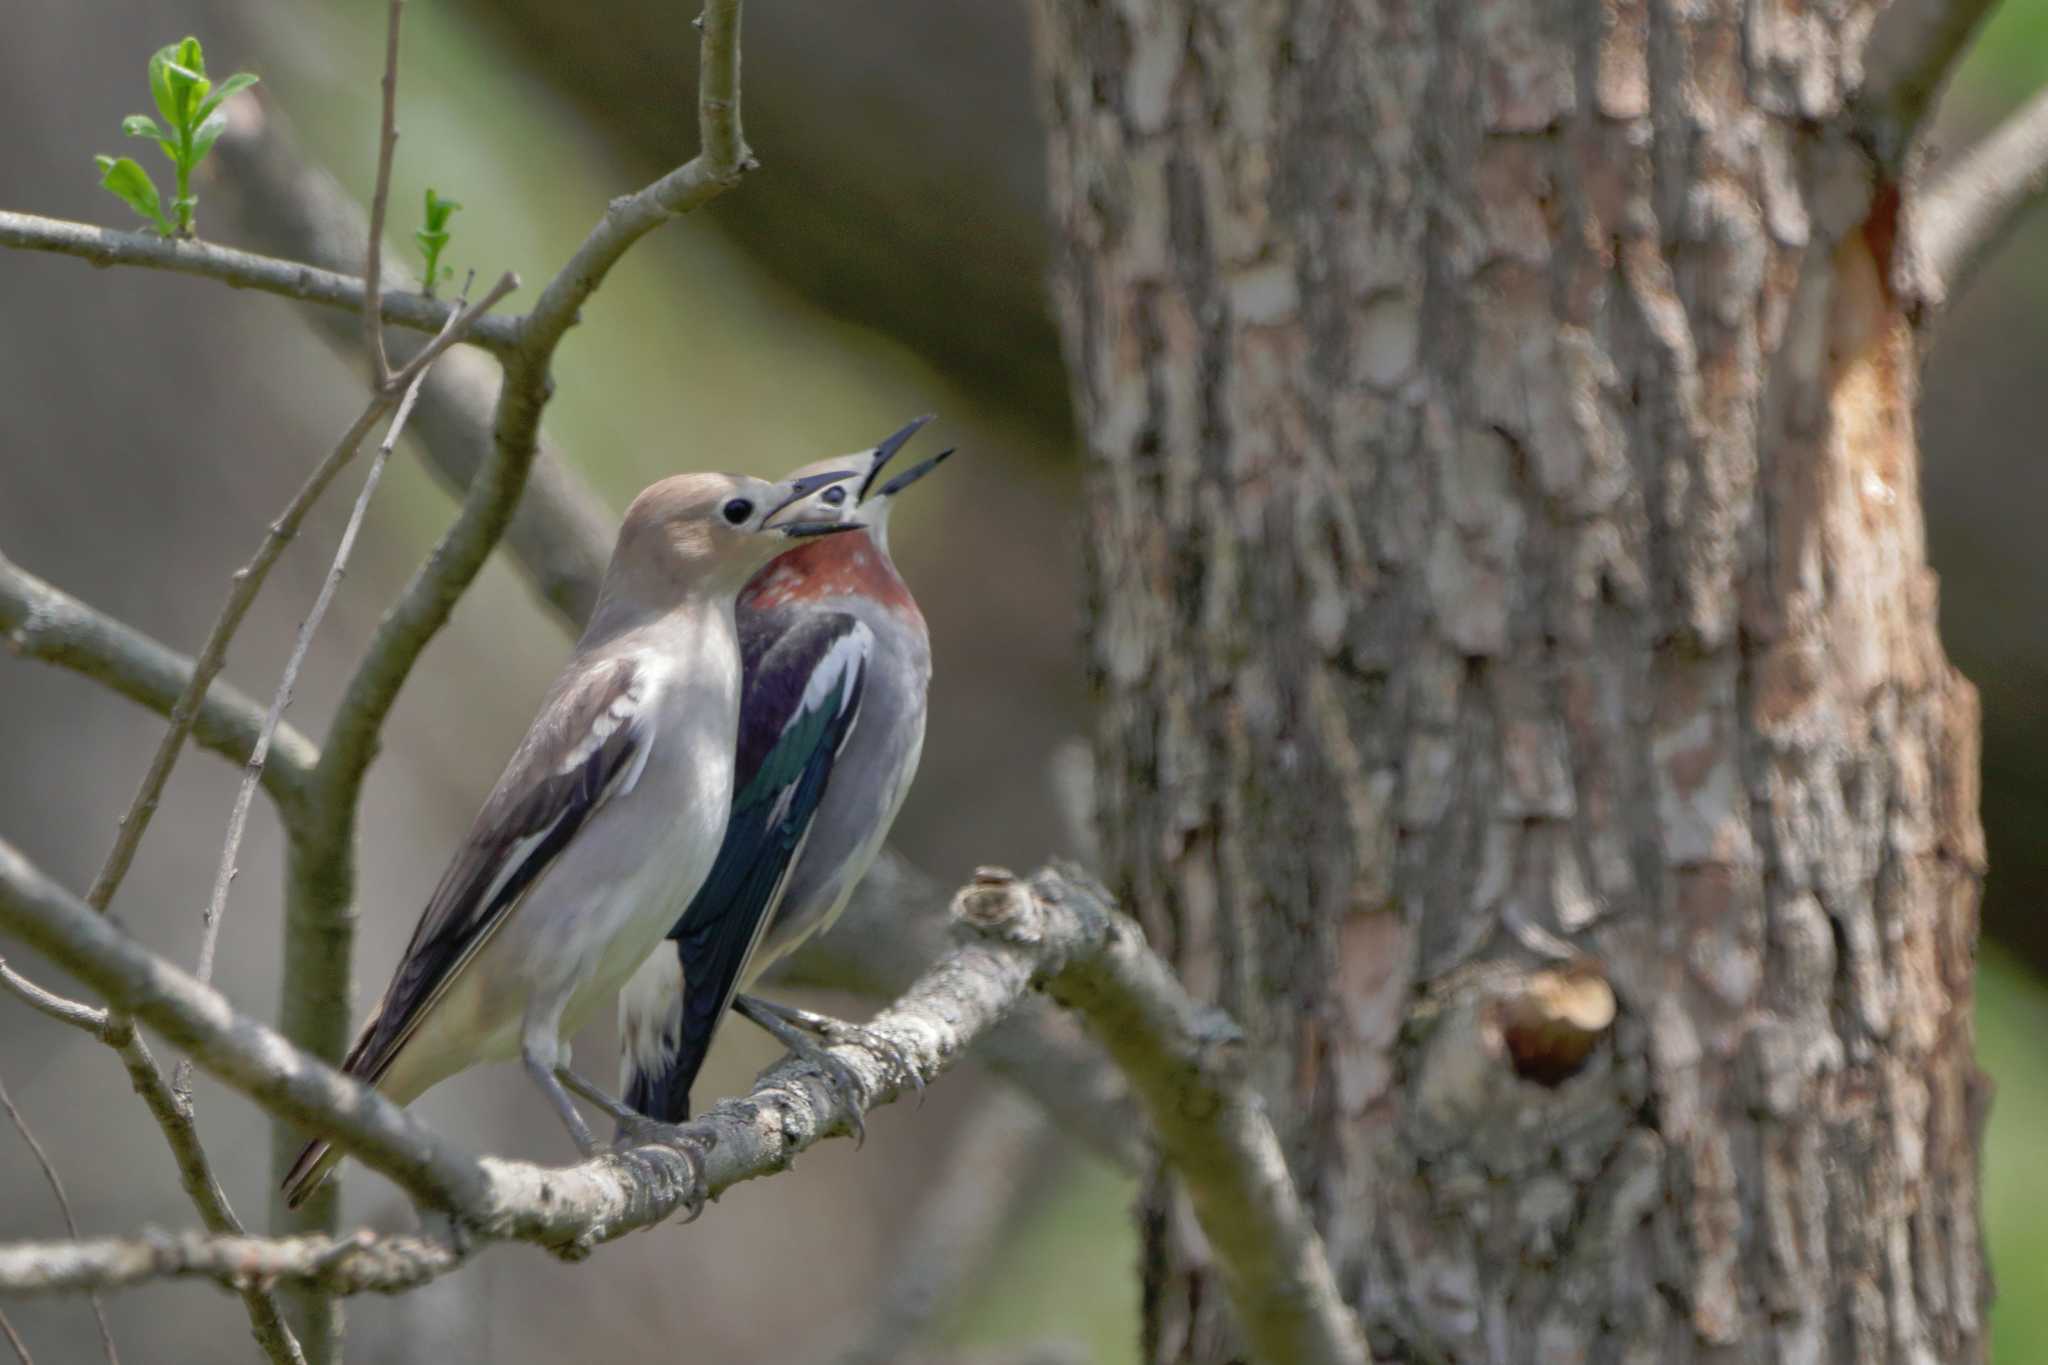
[189, 108, 229, 165]
[148, 45, 179, 127]
[94, 154, 172, 234]
[195, 71, 258, 122]
[162, 62, 209, 128]
[121, 113, 168, 143]
[174, 36, 204, 76]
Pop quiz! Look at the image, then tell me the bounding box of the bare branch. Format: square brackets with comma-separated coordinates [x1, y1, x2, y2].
[210, 109, 613, 626]
[80, 399, 389, 915]
[0, 1071, 118, 1364]
[0, 1229, 457, 1299]
[0, 550, 316, 815]
[0, 965, 302, 1359]
[0, 958, 110, 1037]
[517, 0, 750, 363]
[790, 853, 1145, 1173]
[1858, 0, 2001, 168]
[0, 837, 1358, 1365]
[362, 0, 407, 388]
[1907, 85, 2048, 318]
[959, 869, 1368, 1365]
[0, 211, 520, 357]
[192, 279, 513, 996]
[0, 1306, 29, 1365]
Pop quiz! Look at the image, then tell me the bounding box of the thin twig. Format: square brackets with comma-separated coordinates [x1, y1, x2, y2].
[0, 1306, 29, 1365]
[189, 281, 511, 999]
[0, 1071, 118, 1365]
[1908, 84, 2048, 319]
[209, 108, 613, 626]
[0, 211, 519, 356]
[0, 550, 319, 815]
[0, 958, 110, 1037]
[80, 399, 392, 916]
[363, 0, 407, 389]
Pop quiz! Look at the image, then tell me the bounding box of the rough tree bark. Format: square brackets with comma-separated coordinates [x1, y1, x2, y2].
[1034, 4, 1989, 1362]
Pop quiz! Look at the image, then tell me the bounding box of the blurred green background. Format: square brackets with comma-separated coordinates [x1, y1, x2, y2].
[1, 0, 2045, 1360]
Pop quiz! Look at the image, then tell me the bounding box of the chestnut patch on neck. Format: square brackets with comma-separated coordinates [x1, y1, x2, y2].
[743, 531, 918, 615]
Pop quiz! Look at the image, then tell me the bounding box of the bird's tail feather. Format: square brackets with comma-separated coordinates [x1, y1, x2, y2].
[281, 1137, 342, 1211]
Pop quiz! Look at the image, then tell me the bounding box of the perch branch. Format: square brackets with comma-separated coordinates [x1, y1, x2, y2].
[0, 840, 1359, 1365]
[0, 1307, 26, 1365]
[0, 1071, 118, 1363]
[1907, 85, 2048, 317]
[0, 211, 520, 356]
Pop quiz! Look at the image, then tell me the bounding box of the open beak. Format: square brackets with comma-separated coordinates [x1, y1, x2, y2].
[858, 414, 938, 500]
[765, 469, 862, 537]
[871, 447, 955, 501]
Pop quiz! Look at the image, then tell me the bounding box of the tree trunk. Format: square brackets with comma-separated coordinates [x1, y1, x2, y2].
[1032, 4, 1991, 1361]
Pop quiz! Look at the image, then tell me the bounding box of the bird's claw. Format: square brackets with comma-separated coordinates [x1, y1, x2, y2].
[612, 1118, 710, 1222]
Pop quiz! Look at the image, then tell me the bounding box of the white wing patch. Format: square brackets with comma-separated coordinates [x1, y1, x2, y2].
[804, 621, 872, 721]
[558, 655, 660, 793]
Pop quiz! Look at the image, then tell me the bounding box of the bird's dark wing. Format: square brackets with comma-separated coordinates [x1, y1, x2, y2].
[343, 654, 657, 1087]
[623, 614, 869, 1121]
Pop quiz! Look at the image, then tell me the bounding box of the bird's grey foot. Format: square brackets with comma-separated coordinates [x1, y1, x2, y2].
[736, 994, 925, 1107]
[605, 1115, 710, 1224]
[557, 1066, 644, 1128]
[524, 1049, 598, 1158]
[732, 995, 874, 1146]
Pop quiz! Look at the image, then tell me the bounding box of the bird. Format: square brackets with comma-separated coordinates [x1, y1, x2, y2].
[617, 414, 950, 1129]
[282, 466, 865, 1209]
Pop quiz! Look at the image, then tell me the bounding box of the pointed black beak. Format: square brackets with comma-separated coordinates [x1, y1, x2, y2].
[872, 447, 955, 500]
[858, 413, 938, 499]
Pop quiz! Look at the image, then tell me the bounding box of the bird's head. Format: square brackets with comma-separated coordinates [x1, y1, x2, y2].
[778, 414, 953, 557]
[603, 469, 864, 612]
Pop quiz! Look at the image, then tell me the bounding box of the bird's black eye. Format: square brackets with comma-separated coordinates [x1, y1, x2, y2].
[822, 485, 847, 506]
[720, 498, 754, 526]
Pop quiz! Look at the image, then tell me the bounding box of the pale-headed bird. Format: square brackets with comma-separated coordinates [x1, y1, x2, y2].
[618, 416, 949, 1128]
[283, 468, 863, 1208]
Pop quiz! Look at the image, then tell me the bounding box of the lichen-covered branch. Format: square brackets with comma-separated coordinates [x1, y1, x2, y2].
[0, 839, 1354, 1362]
[0, 210, 520, 356]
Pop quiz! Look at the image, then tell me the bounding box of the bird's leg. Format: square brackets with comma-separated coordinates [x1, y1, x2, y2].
[552, 1064, 638, 1129]
[523, 1047, 599, 1158]
[731, 995, 879, 1146]
[565, 1067, 711, 1221]
[734, 993, 925, 1105]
